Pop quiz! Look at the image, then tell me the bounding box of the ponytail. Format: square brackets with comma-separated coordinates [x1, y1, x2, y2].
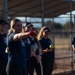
[7, 29, 13, 37]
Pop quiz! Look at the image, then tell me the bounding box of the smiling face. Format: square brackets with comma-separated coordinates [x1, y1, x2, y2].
[0, 24, 7, 34]
[13, 21, 22, 33]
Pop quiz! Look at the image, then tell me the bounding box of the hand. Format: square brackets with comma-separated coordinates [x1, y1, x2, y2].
[35, 55, 40, 63]
[46, 48, 53, 52]
[5, 47, 9, 53]
[28, 31, 37, 37]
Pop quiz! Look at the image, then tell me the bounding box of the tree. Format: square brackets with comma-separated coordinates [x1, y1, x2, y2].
[45, 20, 63, 29]
[53, 23, 63, 29]
[63, 21, 74, 29]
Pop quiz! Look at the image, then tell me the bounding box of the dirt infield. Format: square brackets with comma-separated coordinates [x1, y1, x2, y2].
[52, 49, 75, 75]
[34, 49, 75, 75]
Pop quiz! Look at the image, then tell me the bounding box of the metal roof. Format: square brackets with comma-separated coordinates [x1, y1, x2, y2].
[0, 0, 75, 18]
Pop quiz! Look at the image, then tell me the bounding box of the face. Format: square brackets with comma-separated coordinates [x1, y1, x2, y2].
[32, 28, 38, 34]
[14, 21, 22, 33]
[26, 26, 33, 32]
[0, 24, 7, 34]
[43, 31, 50, 37]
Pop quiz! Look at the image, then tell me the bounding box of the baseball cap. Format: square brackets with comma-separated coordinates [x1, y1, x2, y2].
[26, 22, 33, 27]
[43, 28, 51, 32]
[0, 19, 8, 25]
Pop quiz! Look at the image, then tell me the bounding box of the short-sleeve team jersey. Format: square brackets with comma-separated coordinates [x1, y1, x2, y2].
[72, 37, 75, 45]
[7, 33, 26, 66]
[24, 37, 32, 60]
[30, 38, 39, 55]
[39, 37, 55, 60]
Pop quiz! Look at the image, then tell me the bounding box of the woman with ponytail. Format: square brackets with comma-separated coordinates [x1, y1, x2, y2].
[6, 19, 29, 75]
[37, 26, 55, 75]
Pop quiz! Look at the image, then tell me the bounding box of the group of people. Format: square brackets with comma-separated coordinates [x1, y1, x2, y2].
[0, 18, 55, 75]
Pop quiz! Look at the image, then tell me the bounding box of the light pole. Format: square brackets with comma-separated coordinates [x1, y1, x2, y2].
[4, 0, 8, 21]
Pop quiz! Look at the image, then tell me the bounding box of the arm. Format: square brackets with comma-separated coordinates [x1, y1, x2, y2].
[72, 44, 75, 50]
[31, 50, 37, 57]
[13, 32, 29, 41]
[72, 37, 75, 50]
[39, 39, 53, 54]
[31, 50, 40, 63]
[40, 48, 53, 54]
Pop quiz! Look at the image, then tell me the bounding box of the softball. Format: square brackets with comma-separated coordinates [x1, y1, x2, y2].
[49, 45, 55, 49]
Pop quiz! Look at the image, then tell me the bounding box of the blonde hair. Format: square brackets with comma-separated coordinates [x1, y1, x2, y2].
[37, 26, 48, 40]
[22, 26, 26, 33]
[8, 19, 21, 35]
[37, 26, 51, 40]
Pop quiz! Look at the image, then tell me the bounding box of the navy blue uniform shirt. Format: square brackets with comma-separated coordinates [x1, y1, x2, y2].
[72, 37, 75, 45]
[0, 33, 8, 59]
[30, 38, 39, 55]
[39, 37, 55, 60]
[24, 37, 32, 60]
[7, 33, 26, 66]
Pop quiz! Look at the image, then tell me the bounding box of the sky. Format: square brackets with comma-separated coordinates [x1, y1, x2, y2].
[54, 10, 75, 24]
[16, 10, 75, 28]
